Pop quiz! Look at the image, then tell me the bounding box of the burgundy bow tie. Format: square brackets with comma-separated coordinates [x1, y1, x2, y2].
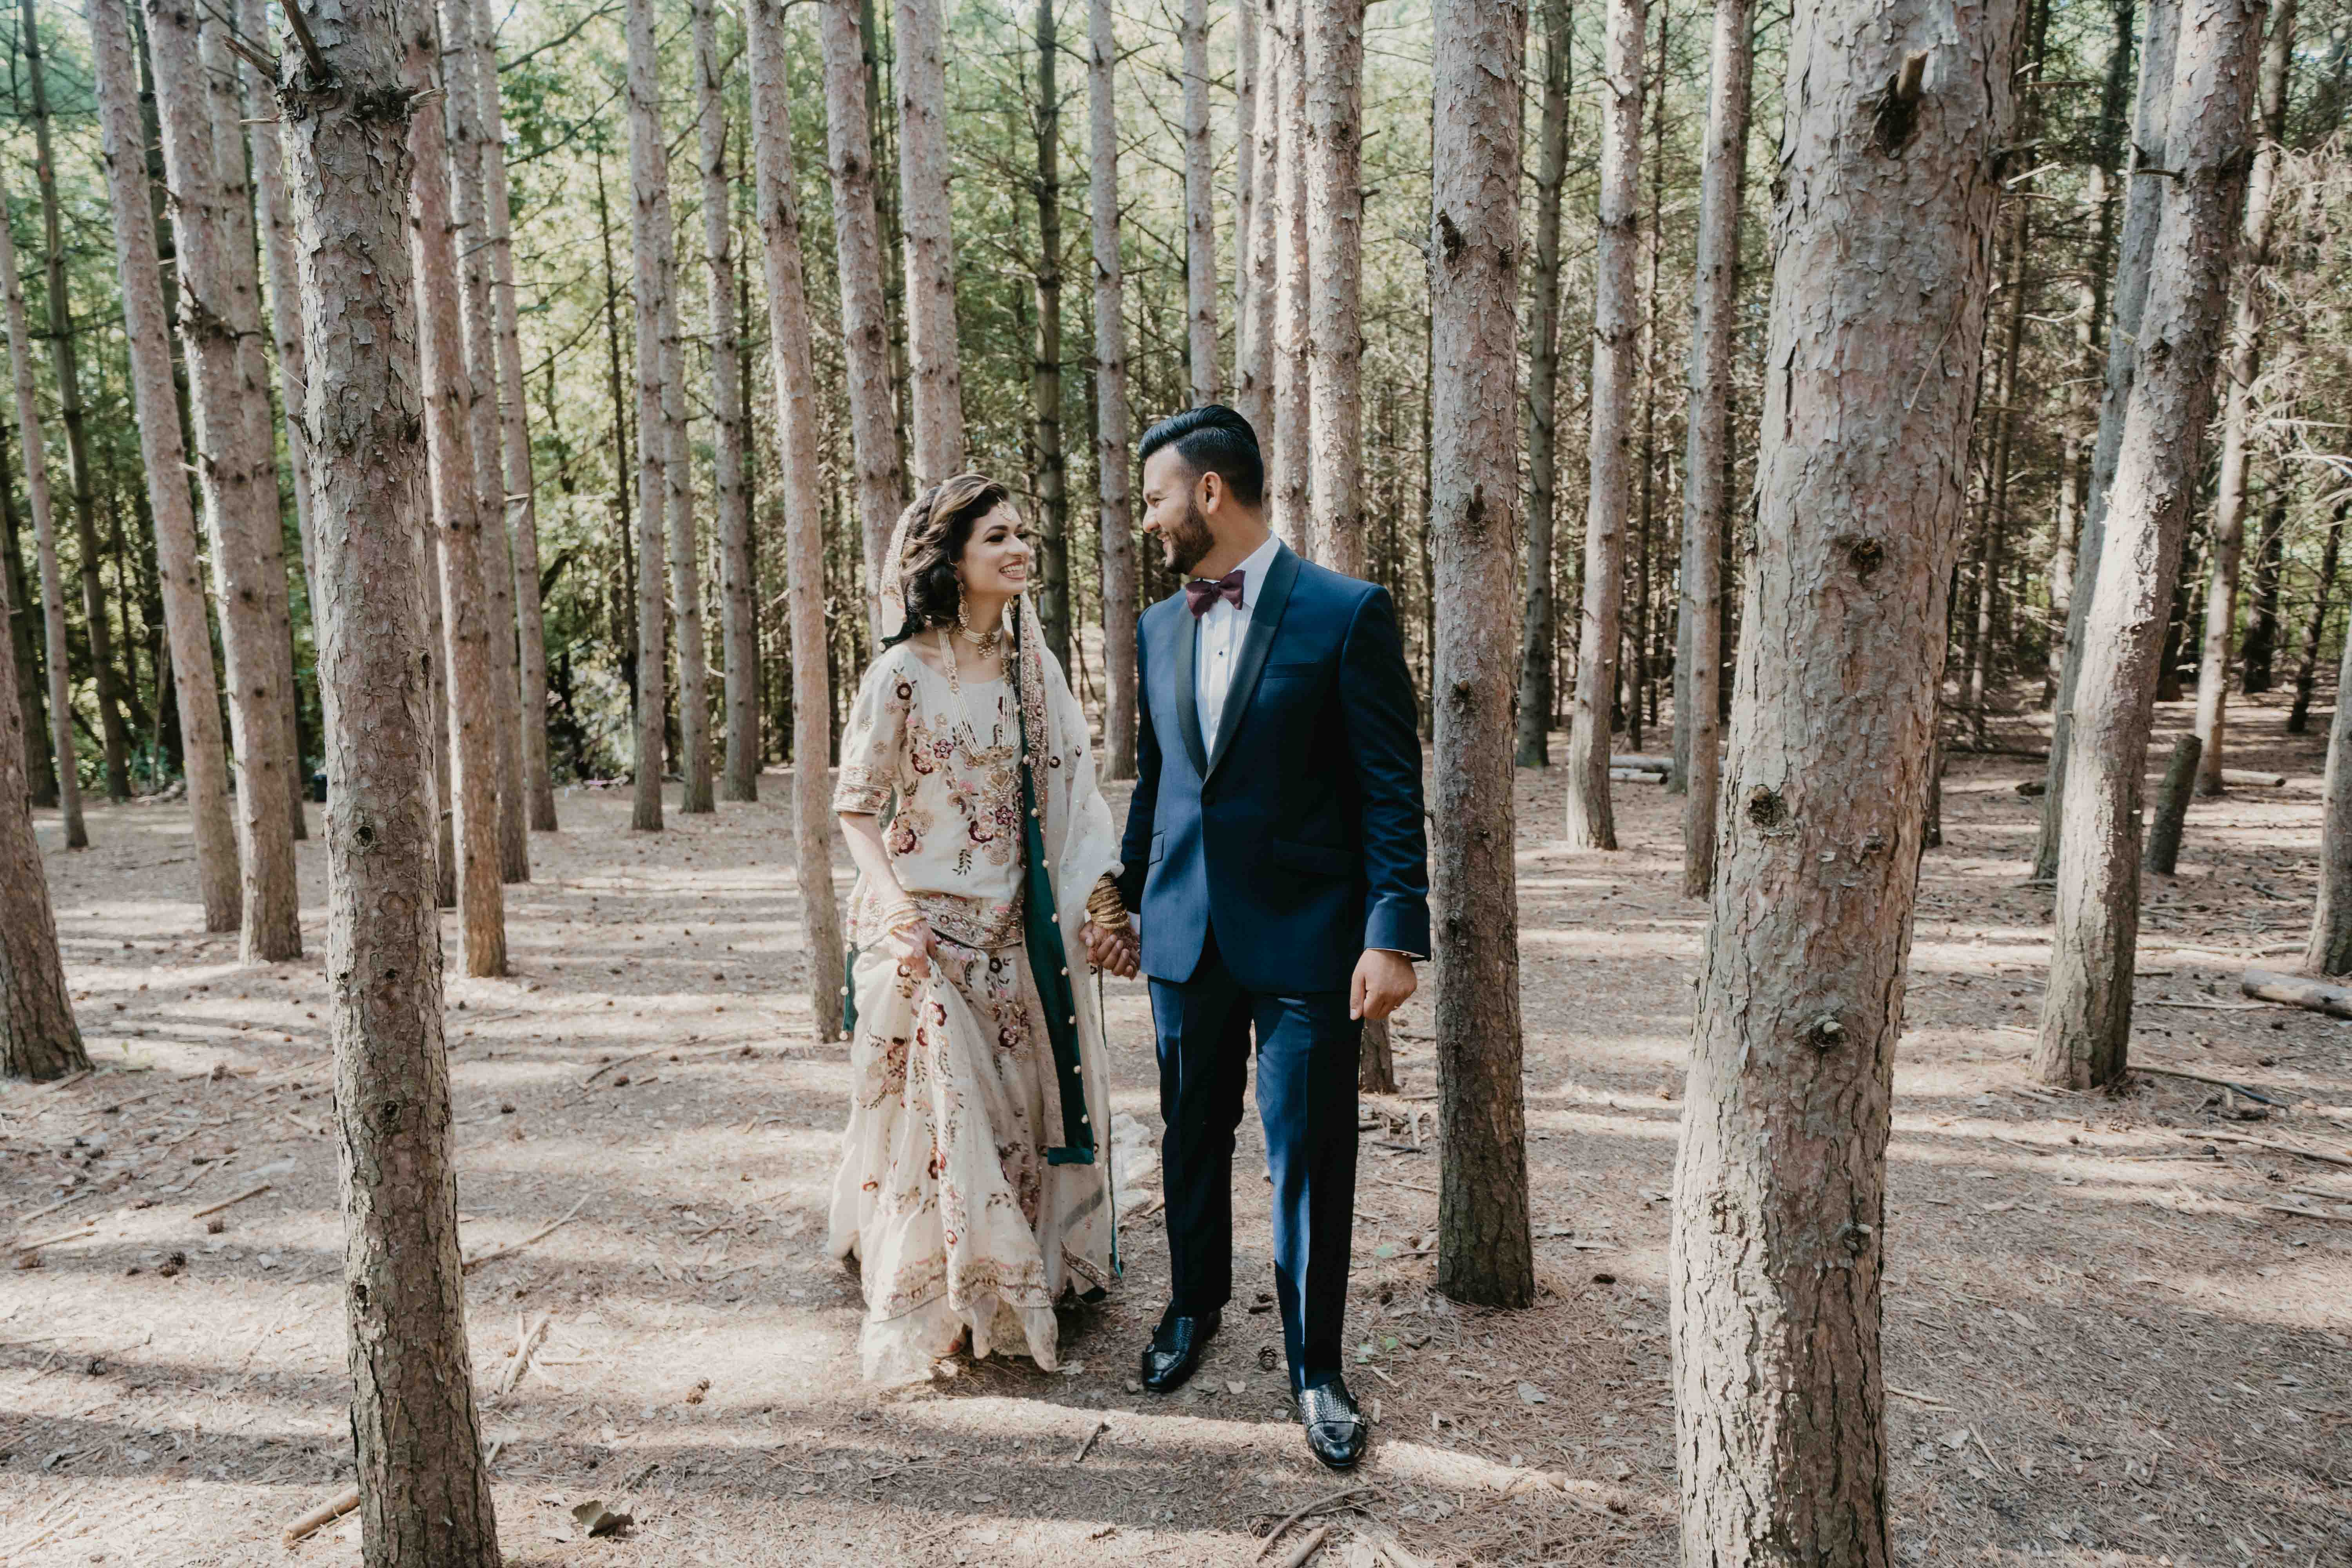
[1185, 569, 1246, 618]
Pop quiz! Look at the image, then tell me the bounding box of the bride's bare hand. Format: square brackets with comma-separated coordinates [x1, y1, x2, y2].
[885, 919, 936, 978]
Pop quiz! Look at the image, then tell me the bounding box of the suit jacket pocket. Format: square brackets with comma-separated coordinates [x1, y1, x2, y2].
[1269, 837, 1353, 879]
[1149, 831, 1167, 866]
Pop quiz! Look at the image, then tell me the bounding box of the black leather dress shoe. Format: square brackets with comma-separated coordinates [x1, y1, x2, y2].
[1298, 1378, 1368, 1471]
[1139, 1308, 1220, 1393]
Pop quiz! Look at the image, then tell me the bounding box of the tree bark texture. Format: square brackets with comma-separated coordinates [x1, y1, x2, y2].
[1269, 0, 1312, 550]
[2034, 0, 2181, 880]
[20, 0, 134, 803]
[409, 18, 508, 979]
[1565, 0, 1643, 852]
[467, 0, 557, 833]
[658, 212, 711, 817]
[2189, 0, 2296, 797]
[1233, 0, 1269, 437]
[2035, 0, 2267, 1091]
[83, 0, 239, 926]
[626, 0, 670, 832]
[1672, 6, 2017, 1557]
[1182, 0, 1219, 404]
[237, 0, 319, 613]
[0, 182, 88, 850]
[747, 0, 850, 1036]
[1029, 0, 1071, 669]
[1429, 0, 1534, 1312]
[2305, 545, 2352, 973]
[1305, 0, 1365, 577]
[821, 0, 907, 635]
[698, 0, 760, 802]
[442, 0, 532, 878]
[1676, 0, 1750, 901]
[1090, 0, 1138, 780]
[276, 0, 502, 1556]
[1515, 0, 1571, 771]
[143, 0, 302, 960]
[895, 0, 966, 489]
[0, 439, 54, 814]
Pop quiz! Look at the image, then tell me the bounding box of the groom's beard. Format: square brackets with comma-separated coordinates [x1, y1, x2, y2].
[1164, 499, 1216, 575]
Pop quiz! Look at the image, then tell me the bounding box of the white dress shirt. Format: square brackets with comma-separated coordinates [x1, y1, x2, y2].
[1193, 533, 1282, 752]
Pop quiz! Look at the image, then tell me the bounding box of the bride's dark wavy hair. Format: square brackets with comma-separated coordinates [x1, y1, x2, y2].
[887, 474, 1014, 644]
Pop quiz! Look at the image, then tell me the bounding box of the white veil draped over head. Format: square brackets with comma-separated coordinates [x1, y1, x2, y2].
[863, 479, 1128, 1278]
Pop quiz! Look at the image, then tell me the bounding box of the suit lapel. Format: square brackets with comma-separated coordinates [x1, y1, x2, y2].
[1204, 543, 1299, 782]
[1169, 599, 1210, 778]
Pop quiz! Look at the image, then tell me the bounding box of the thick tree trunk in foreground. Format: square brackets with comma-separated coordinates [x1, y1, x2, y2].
[144, 0, 301, 960]
[1268, 0, 1311, 549]
[84, 0, 238, 925]
[1677, 0, 1750, 900]
[821, 0, 906, 633]
[626, 0, 670, 833]
[1232, 0, 1269, 437]
[2034, 0, 2182, 880]
[443, 0, 531, 878]
[747, 0, 849, 1035]
[21, 0, 133, 803]
[0, 453, 82, 1078]
[1029, 0, 1071, 668]
[2036, 0, 2266, 1090]
[1515, 0, 1571, 770]
[468, 0, 557, 833]
[1090, 0, 1138, 781]
[1672, 10, 2016, 1557]
[2305, 560, 2352, 974]
[2189, 0, 2296, 797]
[1305, 0, 1365, 578]
[0, 187, 87, 850]
[1565, 0, 1643, 852]
[698, 0, 760, 802]
[1182, 0, 1219, 404]
[279, 3, 500, 1553]
[895, 0, 967, 488]
[1430, 0, 1534, 1312]
[410, 22, 508, 979]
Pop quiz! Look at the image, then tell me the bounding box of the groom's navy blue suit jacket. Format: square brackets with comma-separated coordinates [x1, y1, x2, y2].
[1115, 542, 1429, 995]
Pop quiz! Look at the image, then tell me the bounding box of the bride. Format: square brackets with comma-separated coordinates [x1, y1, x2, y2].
[829, 473, 1130, 1384]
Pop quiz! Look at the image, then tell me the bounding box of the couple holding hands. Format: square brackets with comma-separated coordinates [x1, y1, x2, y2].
[828, 404, 1428, 1472]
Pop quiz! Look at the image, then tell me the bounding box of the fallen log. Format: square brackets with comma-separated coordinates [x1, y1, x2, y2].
[2241, 968, 2352, 1020]
[2221, 768, 2286, 788]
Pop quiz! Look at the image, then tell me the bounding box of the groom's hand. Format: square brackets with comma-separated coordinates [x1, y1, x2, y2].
[1081, 920, 1141, 980]
[1350, 949, 1417, 1022]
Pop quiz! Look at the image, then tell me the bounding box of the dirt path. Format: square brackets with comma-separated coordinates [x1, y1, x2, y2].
[2, 689, 2347, 1566]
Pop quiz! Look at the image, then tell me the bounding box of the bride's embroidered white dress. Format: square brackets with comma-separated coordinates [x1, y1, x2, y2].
[827, 628, 1122, 1384]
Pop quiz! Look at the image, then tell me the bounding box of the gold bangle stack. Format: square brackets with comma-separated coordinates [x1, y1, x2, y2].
[1086, 874, 1130, 933]
[876, 897, 926, 938]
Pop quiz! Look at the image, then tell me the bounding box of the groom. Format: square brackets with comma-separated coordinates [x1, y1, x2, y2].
[1088, 405, 1428, 1471]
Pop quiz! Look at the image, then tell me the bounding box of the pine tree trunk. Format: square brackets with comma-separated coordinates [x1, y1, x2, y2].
[1232, 0, 1269, 436]
[1673, 9, 2018, 1554]
[2286, 504, 2343, 735]
[20, 0, 133, 804]
[895, 0, 967, 488]
[1430, 0, 1532, 1314]
[1089, 0, 1138, 781]
[697, 0, 760, 803]
[236, 0, 319, 615]
[2190, 0, 2296, 797]
[820, 0, 908, 636]
[1269, 0, 1311, 550]
[1565, 0, 1642, 852]
[410, 16, 508, 979]
[442, 0, 532, 876]
[2143, 731, 2200, 876]
[2306, 536, 2352, 974]
[1675, 0, 1749, 899]
[467, 0, 557, 833]
[2034, 0, 2182, 880]
[0, 388, 56, 812]
[0, 185, 87, 849]
[659, 209, 713, 816]
[626, 0, 670, 833]
[0, 405, 82, 1077]
[1515, 0, 1571, 771]
[747, 0, 849, 1036]
[1180, 0, 1220, 406]
[1305, 0, 1365, 577]
[280, 4, 501, 1552]
[1029, 0, 1071, 669]
[2240, 487, 2287, 693]
[142, 0, 302, 960]
[2036, 0, 2267, 1090]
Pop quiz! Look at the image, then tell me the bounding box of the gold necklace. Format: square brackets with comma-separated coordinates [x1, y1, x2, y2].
[956, 598, 1004, 661]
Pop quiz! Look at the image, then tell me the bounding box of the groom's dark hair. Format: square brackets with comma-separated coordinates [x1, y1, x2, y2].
[1138, 404, 1264, 508]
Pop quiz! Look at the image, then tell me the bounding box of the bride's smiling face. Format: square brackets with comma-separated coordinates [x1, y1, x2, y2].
[957, 504, 1033, 602]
